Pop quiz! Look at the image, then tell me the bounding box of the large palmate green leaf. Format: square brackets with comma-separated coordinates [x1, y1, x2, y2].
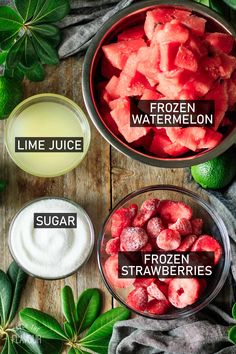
[0, 30, 20, 50]
[14, 0, 38, 22]
[6, 35, 25, 68]
[20, 35, 38, 68]
[0, 6, 23, 31]
[31, 32, 59, 65]
[7, 262, 28, 325]
[77, 289, 102, 335]
[22, 62, 45, 81]
[20, 308, 67, 341]
[0, 270, 13, 325]
[31, 0, 70, 24]
[61, 286, 78, 333]
[29, 24, 61, 47]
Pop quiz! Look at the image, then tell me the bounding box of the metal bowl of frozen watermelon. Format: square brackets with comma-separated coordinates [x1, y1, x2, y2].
[82, 0, 236, 168]
[97, 185, 231, 319]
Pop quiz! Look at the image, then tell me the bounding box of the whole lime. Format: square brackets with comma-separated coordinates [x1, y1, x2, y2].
[191, 148, 236, 189]
[0, 76, 23, 119]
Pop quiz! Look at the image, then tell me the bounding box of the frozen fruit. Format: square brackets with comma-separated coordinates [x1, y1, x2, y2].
[147, 282, 167, 301]
[118, 25, 145, 41]
[205, 32, 234, 54]
[126, 287, 148, 311]
[147, 217, 165, 238]
[111, 204, 137, 238]
[191, 235, 222, 265]
[159, 42, 179, 71]
[175, 45, 198, 72]
[147, 299, 170, 315]
[104, 255, 134, 288]
[134, 278, 156, 288]
[120, 227, 148, 251]
[133, 199, 159, 227]
[169, 218, 192, 236]
[191, 218, 203, 235]
[158, 200, 193, 223]
[106, 237, 120, 255]
[156, 229, 181, 251]
[168, 278, 201, 308]
[141, 243, 153, 252]
[154, 21, 189, 44]
[176, 234, 198, 252]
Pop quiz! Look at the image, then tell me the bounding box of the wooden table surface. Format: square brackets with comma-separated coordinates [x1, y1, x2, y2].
[0, 57, 203, 352]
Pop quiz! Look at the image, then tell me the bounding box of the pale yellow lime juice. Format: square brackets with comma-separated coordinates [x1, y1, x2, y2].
[5, 94, 91, 177]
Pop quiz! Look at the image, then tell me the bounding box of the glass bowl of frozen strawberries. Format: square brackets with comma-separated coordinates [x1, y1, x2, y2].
[83, 0, 236, 167]
[98, 185, 231, 319]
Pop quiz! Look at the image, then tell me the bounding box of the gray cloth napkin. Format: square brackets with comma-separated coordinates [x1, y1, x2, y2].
[109, 179, 236, 354]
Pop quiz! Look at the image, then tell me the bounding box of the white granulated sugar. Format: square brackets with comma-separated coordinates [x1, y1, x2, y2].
[10, 198, 94, 279]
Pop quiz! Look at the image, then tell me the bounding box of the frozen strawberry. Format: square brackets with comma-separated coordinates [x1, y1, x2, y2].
[168, 278, 201, 308]
[105, 237, 120, 255]
[104, 255, 134, 289]
[134, 278, 156, 288]
[156, 229, 181, 251]
[141, 243, 153, 252]
[147, 217, 165, 238]
[111, 204, 138, 238]
[176, 235, 197, 252]
[156, 280, 169, 296]
[133, 199, 159, 227]
[169, 218, 192, 236]
[191, 235, 222, 265]
[126, 287, 148, 311]
[120, 227, 148, 251]
[147, 299, 170, 315]
[147, 282, 167, 301]
[191, 218, 203, 235]
[158, 200, 193, 223]
[159, 277, 173, 284]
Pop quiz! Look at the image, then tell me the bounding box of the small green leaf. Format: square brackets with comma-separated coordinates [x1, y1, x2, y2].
[0, 30, 19, 50]
[15, 327, 63, 354]
[6, 35, 25, 68]
[80, 307, 130, 344]
[223, 0, 236, 10]
[229, 325, 236, 344]
[6, 262, 28, 325]
[1, 340, 9, 354]
[14, 0, 38, 22]
[5, 337, 18, 354]
[0, 6, 23, 31]
[0, 50, 8, 65]
[68, 349, 76, 354]
[81, 337, 110, 354]
[31, 33, 59, 65]
[20, 35, 38, 68]
[32, 0, 70, 24]
[61, 286, 78, 332]
[4, 65, 24, 82]
[77, 288, 102, 335]
[29, 24, 61, 47]
[232, 303, 236, 320]
[64, 322, 75, 339]
[19, 308, 67, 341]
[0, 180, 7, 192]
[0, 270, 13, 325]
[22, 62, 45, 82]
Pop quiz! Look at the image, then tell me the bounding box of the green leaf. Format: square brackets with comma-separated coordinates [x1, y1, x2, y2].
[20, 35, 38, 68]
[6, 35, 25, 68]
[77, 289, 102, 335]
[4, 65, 24, 82]
[0, 180, 7, 192]
[19, 308, 67, 341]
[81, 337, 110, 354]
[232, 303, 236, 320]
[22, 62, 45, 82]
[0, 50, 8, 65]
[209, 0, 230, 16]
[29, 24, 61, 47]
[14, 0, 38, 22]
[61, 286, 78, 332]
[1, 340, 8, 354]
[4, 337, 18, 354]
[0, 270, 13, 325]
[0, 30, 19, 50]
[64, 322, 75, 339]
[31, 33, 59, 65]
[32, 0, 70, 24]
[15, 327, 63, 354]
[229, 325, 236, 344]
[6, 262, 28, 325]
[0, 6, 23, 31]
[223, 0, 236, 10]
[80, 307, 130, 344]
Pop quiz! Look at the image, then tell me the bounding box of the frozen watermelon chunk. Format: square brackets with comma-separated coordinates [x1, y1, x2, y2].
[204, 81, 228, 130]
[160, 42, 179, 72]
[181, 15, 206, 35]
[110, 98, 149, 143]
[157, 71, 189, 98]
[118, 25, 145, 41]
[187, 35, 209, 57]
[102, 39, 146, 70]
[205, 32, 234, 54]
[105, 76, 120, 99]
[99, 106, 119, 135]
[101, 56, 121, 79]
[144, 8, 175, 39]
[153, 20, 189, 44]
[164, 142, 189, 157]
[219, 52, 236, 79]
[183, 69, 213, 97]
[166, 127, 207, 151]
[175, 45, 198, 72]
[200, 55, 223, 80]
[117, 71, 151, 97]
[197, 128, 223, 150]
[141, 89, 163, 100]
[149, 133, 170, 157]
[137, 45, 160, 85]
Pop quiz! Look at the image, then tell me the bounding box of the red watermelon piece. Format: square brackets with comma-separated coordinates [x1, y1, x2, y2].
[219, 52, 236, 79]
[200, 55, 223, 80]
[149, 133, 170, 157]
[105, 75, 120, 99]
[187, 35, 209, 57]
[110, 98, 149, 143]
[144, 8, 175, 39]
[175, 45, 198, 72]
[197, 128, 223, 150]
[141, 89, 163, 100]
[181, 15, 206, 35]
[166, 127, 207, 151]
[159, 42, 179, 72]
[153, 20, 189, 44]
[205, 32, 234, 54]
[118, 25, 145, 41]
[137, 45, 160, 85]
[183, 69, 213, 97]
[117, 71, 151, 97]
[101, 56, 121, 79]
[102, 39, 146, 70]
